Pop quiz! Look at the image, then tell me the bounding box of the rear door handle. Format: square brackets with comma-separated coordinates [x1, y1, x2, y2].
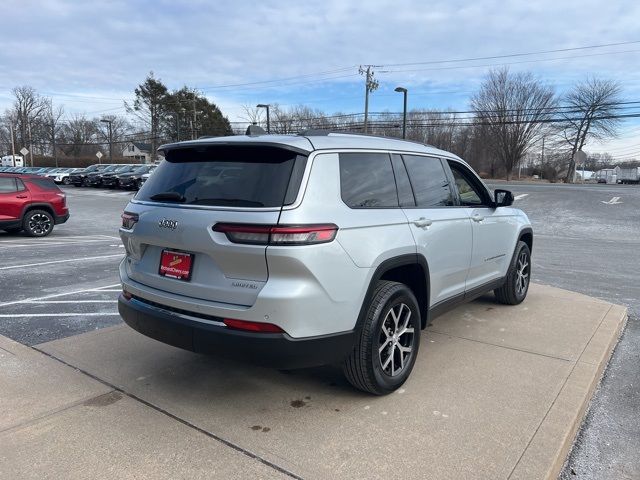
[471, 214, 485, 223]
[412, 217, 433, 228]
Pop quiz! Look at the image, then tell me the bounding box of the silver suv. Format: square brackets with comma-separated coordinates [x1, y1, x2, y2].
[118, 131, 533, 394]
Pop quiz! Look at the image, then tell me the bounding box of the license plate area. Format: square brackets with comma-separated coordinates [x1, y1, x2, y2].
[159, 250, 194, 281]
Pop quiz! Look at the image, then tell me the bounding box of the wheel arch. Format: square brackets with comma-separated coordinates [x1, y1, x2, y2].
[22, 203, 56, 220]
[518, 227, 533, 254]
[355, 254, 431, 331]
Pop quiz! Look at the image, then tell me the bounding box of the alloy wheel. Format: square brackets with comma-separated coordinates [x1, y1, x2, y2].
[28, 213, 52, 236]
[516, 251, 530, 297]
[378, 303, 415, 377]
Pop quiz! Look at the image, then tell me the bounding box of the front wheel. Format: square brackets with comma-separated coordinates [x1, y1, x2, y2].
[343, 280, 421, 395]
[494, 241, 531, 305]
[23, 210, 54, 237]
[62, 177, 71, 185]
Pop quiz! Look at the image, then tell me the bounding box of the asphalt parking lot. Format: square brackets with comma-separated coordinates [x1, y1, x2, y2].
[0, 182, 638, 479]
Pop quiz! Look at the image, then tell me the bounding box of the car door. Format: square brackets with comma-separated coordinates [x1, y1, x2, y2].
[445, 160, 516, 290]
[0, 177, 29, 222]
[396, 154, 473, 307]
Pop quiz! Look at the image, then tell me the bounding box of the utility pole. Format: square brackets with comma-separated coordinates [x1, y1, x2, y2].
[51, 120, 58, 167]
[359, 65, 380, 134]
[100, 119, 113, 163]
[541, 135, 545, 179]
[10, 121, 16, 161]
[192, 91, 197, 140]
[27, 118, 34, 167]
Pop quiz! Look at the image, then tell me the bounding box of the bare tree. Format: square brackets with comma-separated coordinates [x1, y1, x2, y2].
[9, 86, 51, 164]
[559, 78, 622, 182]
[58, 114, 99, 157]
[472, 68, 556, 179]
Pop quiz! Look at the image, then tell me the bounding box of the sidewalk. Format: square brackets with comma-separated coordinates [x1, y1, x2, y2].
[0, 284, 626, 480]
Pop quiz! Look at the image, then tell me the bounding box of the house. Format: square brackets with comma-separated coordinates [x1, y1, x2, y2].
[122, 142, 152, 163]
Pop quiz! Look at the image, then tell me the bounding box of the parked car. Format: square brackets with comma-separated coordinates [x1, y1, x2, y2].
[47, 168, 83, 185]
[117, 132, 533, 395]
[137, 167, 158, 188]
[70, 163, 110, 187]
[102, 164, 143, 189]
[0, 173, 69, 236]
[69, 164, 109, 186]
[85, 164, 124, 187]
[117, 165, 156, 190]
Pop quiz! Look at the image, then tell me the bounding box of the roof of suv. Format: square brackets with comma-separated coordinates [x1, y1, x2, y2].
[159, 132, 460, 159]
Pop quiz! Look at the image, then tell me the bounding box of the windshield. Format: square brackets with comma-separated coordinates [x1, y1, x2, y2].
[137, 145, 307, 208]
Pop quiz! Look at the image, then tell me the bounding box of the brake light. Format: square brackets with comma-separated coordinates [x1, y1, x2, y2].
[121, 211, 139, 229]
[213, 223, 338, 245]
[223, 318, 284, 333]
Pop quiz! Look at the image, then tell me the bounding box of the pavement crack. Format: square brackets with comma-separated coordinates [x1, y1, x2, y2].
[29, 345, 303, 480]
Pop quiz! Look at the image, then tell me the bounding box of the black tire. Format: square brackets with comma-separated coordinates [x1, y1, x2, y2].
[343, 280, 421, 395]
[23, 209, 54, 237]
[62, 177, 71, 185]
[81, 178, 89, 187]
[494, 241, 531, 305]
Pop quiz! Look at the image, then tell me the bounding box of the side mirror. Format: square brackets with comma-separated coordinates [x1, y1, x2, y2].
[494, 189, 514, 207]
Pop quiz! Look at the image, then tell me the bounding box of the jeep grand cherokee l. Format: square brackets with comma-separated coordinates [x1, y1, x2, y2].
[118, 132, 532, 394]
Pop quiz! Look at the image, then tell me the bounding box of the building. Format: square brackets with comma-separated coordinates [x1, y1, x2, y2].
[122, 142, 152, 163]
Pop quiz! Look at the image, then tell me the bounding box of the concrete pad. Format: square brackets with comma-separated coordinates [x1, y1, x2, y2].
[37, 284, 627, 479]
[0, 334, 110, 431]
[428, 284, 612, 361]
[0, 391, 289, 480]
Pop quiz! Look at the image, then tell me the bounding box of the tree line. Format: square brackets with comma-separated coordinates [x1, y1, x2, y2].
[0, 68, 628, 181]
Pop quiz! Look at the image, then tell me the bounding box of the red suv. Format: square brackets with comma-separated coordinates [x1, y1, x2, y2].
[0, 174, 70, 237]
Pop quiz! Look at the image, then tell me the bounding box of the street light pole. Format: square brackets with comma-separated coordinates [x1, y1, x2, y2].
[394, 87, 408, 139]
[100, 119, 113, 163]
[256, 104, 270, 133]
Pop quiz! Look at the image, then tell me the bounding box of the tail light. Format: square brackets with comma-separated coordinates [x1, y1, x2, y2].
[223, 318, 284, 333]
[121, 211, 139, 229]
[213, 223, 338, 246]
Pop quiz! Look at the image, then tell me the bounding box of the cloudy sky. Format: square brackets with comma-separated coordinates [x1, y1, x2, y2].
[2, 0, 640, 158]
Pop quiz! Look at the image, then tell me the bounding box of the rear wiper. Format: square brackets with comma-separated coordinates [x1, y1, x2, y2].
[149, 191, 186, 202]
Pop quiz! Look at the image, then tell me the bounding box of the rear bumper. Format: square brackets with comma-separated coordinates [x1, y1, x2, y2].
[55, 212, 70, 225]
[118, 294, 356, 369]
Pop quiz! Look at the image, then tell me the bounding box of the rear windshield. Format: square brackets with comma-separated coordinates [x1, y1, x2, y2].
[136, 145, 307, 208]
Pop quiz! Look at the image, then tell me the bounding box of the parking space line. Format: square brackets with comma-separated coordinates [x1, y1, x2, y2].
[0, 240, 121, 249]
[514, 194, 529, 200]
[0, 283, 121, 308]
[92, 289, 122, 292]
[0, 254, 123, 271]
[0, 313, 119, 318]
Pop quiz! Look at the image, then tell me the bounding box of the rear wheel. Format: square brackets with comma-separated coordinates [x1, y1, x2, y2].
[23, 210, 54, 237]
[343, 280, 421, 395]
[62, 177, 71, 185]
[494, 241, 531, 305]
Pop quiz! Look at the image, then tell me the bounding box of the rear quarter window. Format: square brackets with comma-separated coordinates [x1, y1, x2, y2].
[339, 153, 399, 208]
[0, 177, 17, 192]
[27, 177, 60, 191]
[136, 145, 307, 208]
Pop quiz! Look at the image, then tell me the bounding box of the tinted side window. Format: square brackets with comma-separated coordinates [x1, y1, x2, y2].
[402, 155, 453, 207]
[339, 153, 398, 208]
[0, 178, 17, 192]
[28, 178, 60, 191]
[391, 154, 415, 207]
